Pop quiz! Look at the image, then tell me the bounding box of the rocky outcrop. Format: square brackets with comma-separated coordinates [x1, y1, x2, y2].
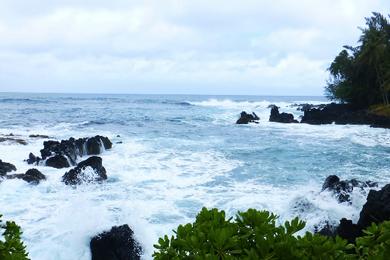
[0, 159, 16, 176]
[236, 111, 259, 124]
[357, 184, 390, 229]
[318, 182, 390, 243]
[269, 105, 298, 123]
[321, 175, 377, 203]
[301, 103, 390, 128]
[27, 135, 112, 168]
[90, 225, 142, 260]
[29, 134, 50, 138]
[62, 156, 107, 185]
[6, 168, 46, 184]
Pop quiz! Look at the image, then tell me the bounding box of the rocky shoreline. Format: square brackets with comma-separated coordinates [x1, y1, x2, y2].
[236, 102, 390, 128]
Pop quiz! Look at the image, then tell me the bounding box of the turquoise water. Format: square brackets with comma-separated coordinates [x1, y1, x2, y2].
[0, 93, 389, 259]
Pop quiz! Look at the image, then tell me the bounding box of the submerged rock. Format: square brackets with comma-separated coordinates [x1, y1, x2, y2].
[27, 135, 112, 168]
[62, 156, 107, 185]
[269, 105, 298, 123]
[321, 175, 377, 203]
[90, 225, 142, 260]
[0, 136, 27, 145]
[6, 168, 46, 184]
[0, 159, 16, 176]
[29, 134, 50, 138]
[236, 111, 259, 124]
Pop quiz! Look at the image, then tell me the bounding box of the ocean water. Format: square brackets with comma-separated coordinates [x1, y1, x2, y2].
[0, 93, 389, 259]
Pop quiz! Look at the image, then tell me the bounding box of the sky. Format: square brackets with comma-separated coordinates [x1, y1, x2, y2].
[0, 0, 389, 95]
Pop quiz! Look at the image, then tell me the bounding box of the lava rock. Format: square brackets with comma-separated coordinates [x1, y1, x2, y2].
[90, 225, 142, 260]
[62, 156, 107, 185]
[6, 168, 46, 184]
[358, 184, 390, 229]
[301, 103, 390, 128]
[321, 175, 377, 203]
[0, 159, 16, 176]
[337, 218, 362, 243]
[236, 111, 259, 124]
[269, 105, 298, 123]
[28, 135, 112, 168]
[46, 155, 70, 169]
[29, 134, 50, 138]
[0, 137, 27, 145]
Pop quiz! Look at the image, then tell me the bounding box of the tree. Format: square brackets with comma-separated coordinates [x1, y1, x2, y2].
[0, 214, 29, 260]
[326, 12, 390, 108]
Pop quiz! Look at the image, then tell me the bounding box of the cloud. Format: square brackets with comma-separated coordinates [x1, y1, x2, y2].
[0, 0, 389, 94]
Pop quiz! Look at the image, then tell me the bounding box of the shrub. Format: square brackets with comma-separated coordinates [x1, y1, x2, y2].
[0, 214, 29, 260]
[154, 208, 390, 259]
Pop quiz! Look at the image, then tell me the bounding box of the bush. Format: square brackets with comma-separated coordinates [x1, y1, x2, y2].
[0, 214, 29, 260]
[154, 208, 390, 259]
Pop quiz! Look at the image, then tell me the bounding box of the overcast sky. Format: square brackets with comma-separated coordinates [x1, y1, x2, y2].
[0, 0, 389, 95]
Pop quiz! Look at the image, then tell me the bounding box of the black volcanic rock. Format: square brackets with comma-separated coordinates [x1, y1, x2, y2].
[269, 105, 298, 123]
[0, 159, 16, 176]
[62, 156, 107, 185]
[321, 175, 377, 203]
[27, 135, 112, 168]
[358, 184, 390, 229]
[301, 103, 390, 128]
[336, 218, 362, 243]
[46, 155, 70, 169]
[90, 225, 142, 260]
[6, 168, 46, 184]
[236, 111, 259, 124]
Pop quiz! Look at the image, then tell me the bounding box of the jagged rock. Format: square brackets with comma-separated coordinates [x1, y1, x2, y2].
[336, 218, 361, 243]
[269, 105, 298, 123]
[6, 168, 46, 184]
[0, 137, 27, 145]
[236, 111, 259, 124]
[321, 175, 377, 203]
[0, 159, 16, 176]
[301, 103, 390, 128]
[90, 225, 142, 260]
[46, 155, 70, 169]
[62, 156, 107, 185]
[358, 184, 390, 229]
[27, 135, 112, 168]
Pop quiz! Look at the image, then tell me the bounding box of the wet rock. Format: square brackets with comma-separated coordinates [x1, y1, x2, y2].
[29, 134, 50, 138]
[321, 175, 377, 203]
[358, 184, 390, 229]
[46, 155, 70, 169]
[6, 168, 46, 184]
[236, 111, 259, 124]
[269, 105, 298, 123]
[90, 224, 142, 260]
[301, 103, 390, 128]
[62, 156, 107, 185]
[0, 137, 27, 145]
[27, 135, 112, 168]
[0, 159, 16, 176]
[336, 218, 361, 243]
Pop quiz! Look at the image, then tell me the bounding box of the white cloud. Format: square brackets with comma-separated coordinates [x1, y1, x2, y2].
[0, 0, 388, 94]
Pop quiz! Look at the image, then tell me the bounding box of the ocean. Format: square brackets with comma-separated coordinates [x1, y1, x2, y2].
[0, 93, 389, 259]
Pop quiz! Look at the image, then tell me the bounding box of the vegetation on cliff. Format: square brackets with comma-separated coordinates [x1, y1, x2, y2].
[0, 214, 29, 260]
[326, 12, 390, 109]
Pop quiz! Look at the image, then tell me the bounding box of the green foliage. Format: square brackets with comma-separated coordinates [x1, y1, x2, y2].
[154, 208, 390, 260]
[0, 214, 29, 260]
[326, 12, 390, 108]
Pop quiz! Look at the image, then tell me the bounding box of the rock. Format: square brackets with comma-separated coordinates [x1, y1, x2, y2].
[29, 134, 50, 138]
[357, 184, 390, 229]
[269, 105, 298, 123]
[316, 222, 337, 237]
[236, 111, 259, 124]
[90, 225, 142, 260]
[0, 159, 16, 176]
[46, 155, 70, 169]
[28, 135, 112, 168]
[0, 137, 27, 145]
[6, 168, 46, 184]
[321, 175, 377, 203]
[62, 156, 107, 185]
[301, 103, 390, 128]
[336, 218, 362, 243]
